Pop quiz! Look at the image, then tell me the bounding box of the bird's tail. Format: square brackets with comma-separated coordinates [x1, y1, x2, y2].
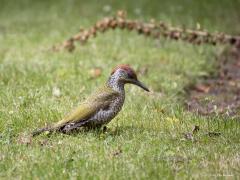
[32, 127, 55, 137]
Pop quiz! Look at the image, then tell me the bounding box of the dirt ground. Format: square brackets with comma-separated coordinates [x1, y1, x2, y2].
[186, 47, 240, 117]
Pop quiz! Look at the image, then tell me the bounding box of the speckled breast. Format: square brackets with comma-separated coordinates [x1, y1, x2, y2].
[90, 95, 125, 126]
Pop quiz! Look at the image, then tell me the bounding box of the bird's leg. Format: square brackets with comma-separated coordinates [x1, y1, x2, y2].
[84, 124, 102, 131]
[102, 126, 108, 132]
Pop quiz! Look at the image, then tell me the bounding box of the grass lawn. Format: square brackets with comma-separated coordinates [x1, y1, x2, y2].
[0, 0, 240, 179]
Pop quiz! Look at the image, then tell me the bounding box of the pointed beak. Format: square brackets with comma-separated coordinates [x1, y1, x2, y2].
[125, 78, 150, 92]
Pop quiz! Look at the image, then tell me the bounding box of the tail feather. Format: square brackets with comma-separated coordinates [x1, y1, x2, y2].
[32, 127, 54, 137]
[32, 119, 90, 136]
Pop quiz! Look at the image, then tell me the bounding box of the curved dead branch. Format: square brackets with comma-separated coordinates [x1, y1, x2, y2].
[52, 11, 240, 52]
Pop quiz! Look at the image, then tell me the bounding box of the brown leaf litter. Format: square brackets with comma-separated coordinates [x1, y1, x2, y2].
[186, 47, 240, 117]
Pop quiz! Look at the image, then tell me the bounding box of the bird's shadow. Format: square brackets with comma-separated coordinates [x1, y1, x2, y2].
[62, 125, 156, 138]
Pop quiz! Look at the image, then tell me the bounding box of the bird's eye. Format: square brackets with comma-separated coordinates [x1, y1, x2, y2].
[128, 73, 136, 79]
[128, 74, 133, 78]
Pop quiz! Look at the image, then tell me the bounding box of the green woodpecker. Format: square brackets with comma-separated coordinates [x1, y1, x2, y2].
[32, 64, 149, 136]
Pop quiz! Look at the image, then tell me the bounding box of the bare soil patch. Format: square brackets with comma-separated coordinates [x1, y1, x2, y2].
[186, 47, 240, 117]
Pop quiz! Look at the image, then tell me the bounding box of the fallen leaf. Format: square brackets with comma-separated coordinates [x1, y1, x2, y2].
[18, 133, 32, 145]
[89, 67, 102, 79]
[194, 84, 210, 93]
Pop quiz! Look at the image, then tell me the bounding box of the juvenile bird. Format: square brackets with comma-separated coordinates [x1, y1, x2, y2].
[32, 64, 149, 136]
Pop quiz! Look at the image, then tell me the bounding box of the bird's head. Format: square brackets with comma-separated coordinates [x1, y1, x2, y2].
[110, 64, 149, 92]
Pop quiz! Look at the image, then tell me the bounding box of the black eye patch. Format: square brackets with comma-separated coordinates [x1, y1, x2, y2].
[127, 71, 137, 79]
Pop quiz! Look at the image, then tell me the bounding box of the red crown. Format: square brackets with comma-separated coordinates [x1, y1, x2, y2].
[111, 64, 137, 79]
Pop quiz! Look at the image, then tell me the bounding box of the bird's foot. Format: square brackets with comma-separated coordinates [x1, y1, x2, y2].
[102, 126, 108, 132]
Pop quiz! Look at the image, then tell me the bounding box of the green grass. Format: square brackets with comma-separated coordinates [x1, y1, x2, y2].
[0, 0, 240, 179]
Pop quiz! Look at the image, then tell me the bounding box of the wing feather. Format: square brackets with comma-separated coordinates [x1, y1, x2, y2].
[52, 85, 119, 129]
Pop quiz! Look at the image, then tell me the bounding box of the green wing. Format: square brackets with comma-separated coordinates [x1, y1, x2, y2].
[52, 85, 119, 129]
